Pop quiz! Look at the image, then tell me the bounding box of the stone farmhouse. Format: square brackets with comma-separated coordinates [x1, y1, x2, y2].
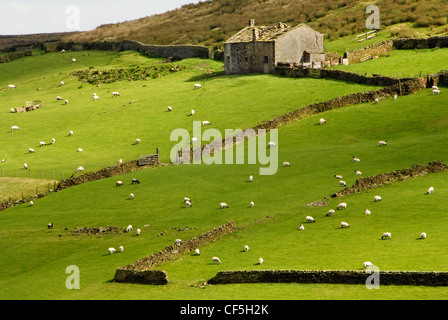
[224, 20, 325, 74]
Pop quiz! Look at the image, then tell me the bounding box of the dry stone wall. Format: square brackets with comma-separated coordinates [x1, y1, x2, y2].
[208, 270, 448, 286]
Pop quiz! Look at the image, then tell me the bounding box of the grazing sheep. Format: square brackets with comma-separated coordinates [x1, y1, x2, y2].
[118, 158, 123, 164]
[341, 221, 350, 228]
[319, 118, 326, 125]
[244, 245, 249, 252]
[11, 125, 20, 132]
[75, 166, 84, 173]
[374, 195, 382, 202]
[432, 89, 441, 95]
[116, 181, 124, 186]
[68, 130, 74, 136]
[202, 121, 211, 126]
[131, 178, 140, 184]
[93, 93, 100, 101]
[167, 106, 172, 111]
[427, 186, 434, 194]
[364, 209, 371, 215]
[258, 258, 264, 265]
[56, 96, 63, 101]
[283, 161, 291, 166]
[194, 83, 202, 89]
[249, 175, 253, 182]
[184, 197, 191, 203]
[10, 108, 15, 113]
[135, 138, 141, 144]
[108, 247, 117, 254]
[61, 49, 65, 53]
[64, 99, 68, 105]
[306, 216, 315, 223]
[77, 148, 83, 152]
[334, 175, 343, 179]
[212, 257, 221, 264]
[39, 141, 46, 147]
[47, 223, 54, 229]
[337, 202, 347, 210]
[29, 148, 35, 153]
[8, 84, 16, 90]
[185, 200, 192, 207]
[51, 138, 55, 144]
[352, 156, 360, 162]
[195, 249, 200, 255]
[72, 58, 77, 63]
[250, 201, 255, 208]
[394, 94, 397, 100]
[175, 239, 182, 245]
[432, 85, 439, 90]
[268, 142, 277, 148]
[190, 110, 195, 116]
[125, 225, 133, 233]
[29, 200, 34, 206]
[374, 98, 379, 104]
[339, 180, 346, 187]
[363, 261, 373, 269]
[112, 92, 120, 97]
[220, 202, 229, 209]
[136, 229, 141, 236]
[355, 170, 362, 175]
[60, 81, 64, 86]
[130, 193, 134, 200]
[326, 209, 335, 216]
[381, 232, 391, 240]
[2, 159, 6, 163]
[420, 232, 426, 239]
[298, 224, 305, 231]
[119, 246, 124, 252]
[378, 140, 387, 147]
[24, 163, 28, 170]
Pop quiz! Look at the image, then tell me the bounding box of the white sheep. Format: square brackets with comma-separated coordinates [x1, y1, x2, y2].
[118, 158, 123, 164]
[194, 83, 202, 89]
[29, 148, 35, 153]
[420, 232, 426, 239]
[57, 96, 63, 101]
[77, 148, 83, 152]
[175, 239, 182, 245]
[136, 229, 141, 236]
[191, 137, 198, 144]
[75, 166, 84, 173]
[130, 193, 134, 200]
[167, 106, 172, 111]
[11, 126, 20, 132]
[394, 94, 397, 100]
[378, 140, 387, 147]
[283, 161, 291, 166]
[29, 200, 34, 206]
[24, 163, 28, 170]
[93, 93, 100, 101]
[72, 58, 77, 63]
[2, 159, 6, 163]
[10, 108, 15, 113]
[184, 197, 191, 203]
[195, 248, 200, 255]
[352, 156, 360, 162]
[339, 180, 346, 187]
[60, 81, 64, 86]
[374, 98, 379, 104]
[185, 200, 192, 207]
[108, 247, 116, 254]
[68, 130, 74, 136]
[355, 170, 362, 175]
[432, 89, 441, 95]
[268, 142, 277, 148]
[364, 209, 371, 215]
[8, 84, 16, 90]
[326, 209, 335, 216]
[244, 245, 249, 252]
[64, 99, 68, 105]
[427, 186, 434, 194]
[319, 118, 326, 125]
[298, 224, 305, 231]
[125, 225, 133, 233]
[202, 121, 211, 126]
[249, 175, 253, 182]
[112, 92, 120, 97]
[212, 256, 221, 264]
[51, 138, 55, 144]
[135, 138, 141, 144]
[363, 261, 373, 269]
[39, 141, 46, 147]
[119, 246, 124, 252]
[61, 49, 65, 53]
[381, 232, 391, 239]
[190, 110, 195, 116]
[374, 195, 382, 202]
[432, 85, 439, 90]
[341, 221, 350, 228]
[258, 258, 264, 265]
[250, 201, 255, 208]
[306, 216, 315, 223]
[337, 202, 347, 210]
[116, 181, 123, 186]
[334, 175, 343, 179]
[220, 202, 229, 209]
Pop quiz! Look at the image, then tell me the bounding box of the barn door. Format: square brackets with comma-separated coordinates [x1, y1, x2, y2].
[263, 56, 269, 73]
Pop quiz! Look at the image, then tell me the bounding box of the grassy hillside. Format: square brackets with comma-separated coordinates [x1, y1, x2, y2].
[0, 50, 381, 185]
[1, 44, 448, 299]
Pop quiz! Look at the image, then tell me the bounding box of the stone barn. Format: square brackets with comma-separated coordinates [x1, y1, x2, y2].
[224, 20, 325, 74]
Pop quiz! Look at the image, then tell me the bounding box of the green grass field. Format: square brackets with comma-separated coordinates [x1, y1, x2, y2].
[0, 48, 448, 300]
